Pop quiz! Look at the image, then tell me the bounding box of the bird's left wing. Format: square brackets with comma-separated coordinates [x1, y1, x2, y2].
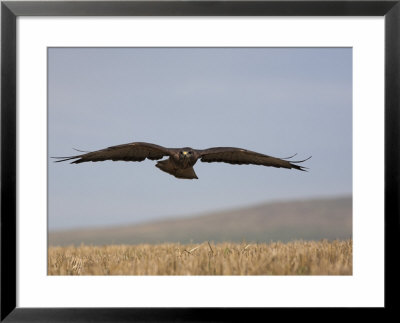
[52, 142, 172, 164]
[196, 147, 310, 171]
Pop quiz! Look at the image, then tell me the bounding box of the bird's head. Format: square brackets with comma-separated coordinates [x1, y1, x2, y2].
[179, 149, 194, 161]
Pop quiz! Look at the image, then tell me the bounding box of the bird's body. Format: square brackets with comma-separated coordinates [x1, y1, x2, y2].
[53, 142, 310, 179]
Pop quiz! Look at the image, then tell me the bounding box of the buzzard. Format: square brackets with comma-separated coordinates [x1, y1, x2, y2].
[53, 142, 311, 179]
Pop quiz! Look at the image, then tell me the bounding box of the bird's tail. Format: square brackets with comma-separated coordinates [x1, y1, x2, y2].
[155, 160, 198, 179]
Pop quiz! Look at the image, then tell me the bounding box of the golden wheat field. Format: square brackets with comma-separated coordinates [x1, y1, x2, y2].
[48, 239, 352, 275]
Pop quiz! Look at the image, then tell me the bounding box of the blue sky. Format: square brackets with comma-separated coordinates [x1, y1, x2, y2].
[48, 47, 352, 230]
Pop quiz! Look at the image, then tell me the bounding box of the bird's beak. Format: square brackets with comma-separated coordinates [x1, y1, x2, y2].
[183, 151, 188, 156]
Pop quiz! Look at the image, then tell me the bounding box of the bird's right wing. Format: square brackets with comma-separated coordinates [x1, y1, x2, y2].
[52, 142, 172, 164]
[197, 147, 310, 171]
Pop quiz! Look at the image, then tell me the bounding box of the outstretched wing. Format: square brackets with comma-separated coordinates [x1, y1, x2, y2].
[52, 142, 172, 164]
[196, 147, 310, 171]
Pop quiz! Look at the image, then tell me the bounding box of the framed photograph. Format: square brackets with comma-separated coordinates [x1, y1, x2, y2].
[1, 0, 398, 320]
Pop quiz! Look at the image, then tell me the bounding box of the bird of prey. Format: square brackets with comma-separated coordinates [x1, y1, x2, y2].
[53, 142, 311, 180]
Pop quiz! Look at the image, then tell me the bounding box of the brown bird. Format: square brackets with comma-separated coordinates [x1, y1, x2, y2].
[53, 142, 311, 179]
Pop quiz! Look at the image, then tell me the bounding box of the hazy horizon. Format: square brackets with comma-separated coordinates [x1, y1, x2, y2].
[49, 195, 352, 247]
[49, 193, 352, 232]
[49, 47, 352, 231]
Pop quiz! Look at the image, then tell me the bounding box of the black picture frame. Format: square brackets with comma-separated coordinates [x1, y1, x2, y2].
[1, 0, 399, 321]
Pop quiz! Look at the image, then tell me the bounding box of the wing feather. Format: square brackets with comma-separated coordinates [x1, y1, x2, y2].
[53, 142, 172, 164]
[197, 147, 310, 171]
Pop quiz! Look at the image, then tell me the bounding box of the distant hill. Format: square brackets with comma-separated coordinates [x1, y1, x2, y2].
[49, 196, 352, 246]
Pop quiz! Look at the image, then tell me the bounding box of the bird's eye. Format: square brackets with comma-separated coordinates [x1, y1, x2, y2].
[189, 151, 192, 155]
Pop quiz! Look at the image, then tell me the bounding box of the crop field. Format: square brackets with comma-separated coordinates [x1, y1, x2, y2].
[48, 239, 352, 275]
